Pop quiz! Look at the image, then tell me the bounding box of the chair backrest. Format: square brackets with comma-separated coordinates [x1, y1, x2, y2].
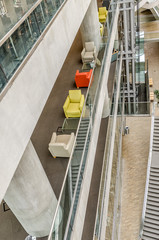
[99, 7, 107, 15]
[85, 42, 94, 52]
[69, 90, 81, 103]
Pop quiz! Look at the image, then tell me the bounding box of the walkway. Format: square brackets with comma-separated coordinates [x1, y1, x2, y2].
[0, 26, 115, 239]
[119, 116, 151, 240]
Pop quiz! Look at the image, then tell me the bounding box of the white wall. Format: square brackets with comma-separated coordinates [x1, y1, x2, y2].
[0, 0, 92, 203]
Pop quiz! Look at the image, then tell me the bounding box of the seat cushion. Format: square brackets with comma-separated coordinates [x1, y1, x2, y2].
[99, 7, 107, 14]
[56, 135, 71, 145]
[83, 52, 94, 60]
[69, 90, 81, 103]
[99, 14, 106, 20]
[67, 103, 80, 113]
[85, 42, 94, 52]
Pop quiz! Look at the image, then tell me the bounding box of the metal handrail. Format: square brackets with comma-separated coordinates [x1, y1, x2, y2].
[93, 47, 123, 239]
[63, 118, 92, 240]
[48, 63, 96, 240]
[139, 101, 155, 239]
[48, 2, 120, 239]
[0, 0, 43, 47]
[0, 0, 67, 100]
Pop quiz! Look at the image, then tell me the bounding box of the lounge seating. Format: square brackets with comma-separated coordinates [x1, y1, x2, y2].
[150, 91, 154, 101]
[98, 7, 107, 23]
[81, 42, 97, 64]
[149, 78, 153, 87]
[48, 132, 75, 158]
[75, 69, 93, 88]
[63, 90, 85, 118]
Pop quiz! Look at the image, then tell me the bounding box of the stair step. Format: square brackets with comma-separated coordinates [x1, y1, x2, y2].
[147, 200, 159, 207]
[153, 137, 159, 141]
[149, 176, 159, 181]
[143, 226, 159, 234]
[144, 222, 159, 230]
[152, 144, 159, 148]
[153, 148, 159, 152]
[142, 236, 158, 240]
[145, 213, 159, 221]
[145, 217, 159, 225]
[149, 184, 159, 190]
[153, 134, 159, 137]
[148, 191, 159, 198]
[146, 208, 159, 216]
[147, 204, 159, 211]
[148, 188, 159, 194]
[150, 172, 159, 177]
[149, 180, 159, 186]
[147, 196, 159, 203]
[151, 168, 159, 173]
[143, 230, 159, 239]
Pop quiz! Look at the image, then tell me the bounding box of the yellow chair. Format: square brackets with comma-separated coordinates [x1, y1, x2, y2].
[63, 90, 85, 118]
[98, 7, 107, 23]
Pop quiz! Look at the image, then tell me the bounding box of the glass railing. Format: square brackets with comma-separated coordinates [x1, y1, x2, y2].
[0, 0, 65, 93]
[0, 0, 38, 40]
[93, 48, 122, 240]
[139, 102, 155, 239]
[48, 3, 119, 240]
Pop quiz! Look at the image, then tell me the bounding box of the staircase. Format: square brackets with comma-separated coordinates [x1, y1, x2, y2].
[65, 118, 90, 239]
[141, 117, 159, 240]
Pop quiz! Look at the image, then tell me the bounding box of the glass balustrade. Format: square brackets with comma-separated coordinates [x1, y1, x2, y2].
[0, 0, 38, 40]
[48, 4, 119, 240]
[0, 0, 64, 93]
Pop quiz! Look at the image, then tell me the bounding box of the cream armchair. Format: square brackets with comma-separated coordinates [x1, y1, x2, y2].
[48, 132, 75, 158]
[81, 42, 97, 63]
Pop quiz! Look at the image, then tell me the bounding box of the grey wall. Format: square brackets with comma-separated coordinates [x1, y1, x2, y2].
[0, 0, 92, 203]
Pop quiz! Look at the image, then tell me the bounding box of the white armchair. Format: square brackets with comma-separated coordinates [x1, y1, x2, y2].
[81, 42, 97, 63]
[48, 132, 75, 158]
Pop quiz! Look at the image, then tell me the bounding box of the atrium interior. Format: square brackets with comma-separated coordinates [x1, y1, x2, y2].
[0, 0, 159, 240]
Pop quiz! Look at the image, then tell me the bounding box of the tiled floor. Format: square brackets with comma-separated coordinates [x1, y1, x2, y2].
[119, 116, 151, 240]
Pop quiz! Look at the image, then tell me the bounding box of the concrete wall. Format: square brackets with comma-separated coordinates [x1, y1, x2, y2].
[0, 0, 92, 203]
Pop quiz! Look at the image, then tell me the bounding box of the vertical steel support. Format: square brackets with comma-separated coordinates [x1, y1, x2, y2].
[123, 3, 131, 114]
[9, 36, 18, 58]
[40, 3, 45, 23]
[130, 1, 136, 112]
[26, 18, 33, 38]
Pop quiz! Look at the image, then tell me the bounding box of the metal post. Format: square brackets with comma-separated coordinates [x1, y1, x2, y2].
[123, 3, 131, 113]
[26, 18, 33, 38]
[40, 3, 45, 23]
[9, 36, 19, 58]
[130, 1, 136, 112]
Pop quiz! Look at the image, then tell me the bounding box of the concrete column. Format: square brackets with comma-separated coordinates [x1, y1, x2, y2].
[4, 141, 58, 238]
[102, 87, 110, 118]
[5, 0, 17, 24]
[21, 0, 29, 13]
[0, 17, 5, 38]
[80, 0, 101, 51]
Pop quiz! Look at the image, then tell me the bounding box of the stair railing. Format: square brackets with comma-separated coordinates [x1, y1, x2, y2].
[139, 102, 155, 239]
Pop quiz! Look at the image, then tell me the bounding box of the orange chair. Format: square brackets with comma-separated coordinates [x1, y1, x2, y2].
[75, 69, 93, 88]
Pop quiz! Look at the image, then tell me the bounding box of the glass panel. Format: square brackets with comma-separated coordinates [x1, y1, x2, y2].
[0, 0, 38, 40]
[49, 4, 119, 240]
[0, 65, 7, 92]
[0, 0, 64, 92]
[0, 39, 20, 78]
